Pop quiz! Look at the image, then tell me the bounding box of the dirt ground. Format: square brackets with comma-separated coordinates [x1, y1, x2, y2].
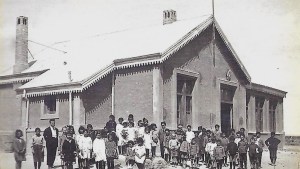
[1, 146, 300, 169]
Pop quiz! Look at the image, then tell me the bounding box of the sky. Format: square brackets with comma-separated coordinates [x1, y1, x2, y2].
[0, 0, 299, 135]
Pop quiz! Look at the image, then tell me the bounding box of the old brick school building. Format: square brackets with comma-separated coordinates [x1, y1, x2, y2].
[0, 11, 287, 151]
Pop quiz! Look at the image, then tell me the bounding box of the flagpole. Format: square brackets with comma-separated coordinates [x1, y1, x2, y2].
[212, 0, 216, 67]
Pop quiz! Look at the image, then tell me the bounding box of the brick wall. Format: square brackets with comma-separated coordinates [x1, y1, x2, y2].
[83, 74, 112, 129]
[114, 66, 153, 123]
[0, 84, 22, 152]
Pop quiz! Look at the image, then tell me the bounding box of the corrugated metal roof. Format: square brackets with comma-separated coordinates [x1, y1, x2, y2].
[19, 15, 213, 90]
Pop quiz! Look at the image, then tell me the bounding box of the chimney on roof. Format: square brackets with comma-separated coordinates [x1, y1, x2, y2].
[13, 16, 29, 74]
[163, 10, 177, 25]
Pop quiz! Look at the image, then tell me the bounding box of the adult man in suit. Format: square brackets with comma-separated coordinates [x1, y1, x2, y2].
[158, 121, 166, 158]
[43, 119, 59, 169]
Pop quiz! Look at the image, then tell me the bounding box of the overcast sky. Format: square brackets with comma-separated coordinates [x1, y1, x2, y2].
[0, 0, 299, 135]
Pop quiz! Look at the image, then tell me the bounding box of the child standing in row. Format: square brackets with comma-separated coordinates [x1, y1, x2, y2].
[134, 138, 146, 169]
[78, 129, 93, 169]
[31, 128, 45, 169]
[106, 133, 118, 169]
[205, 137, 217, 168]
[116, 118, 124, 154]
[180, 136, 189, 168]
[163, 129, 171, 162]
[214, 140, 226, 169]
[169, 133, 180, 166]
[76, 126, 85, 169]
[126, 141, 135, 169]
[220, 133, 229, 167]
[189, 138, 199, 167]
[151, 124, 159, 158]
[59, 126, 68, 168]
[62, 132, 76, 169]
[227, 137, 238, 169]
[93, 131, 106, 169]
[238, 135, 248, 169]
[13, 129, 26, 169]
[248, 137, 260, 169]
[186, 125, 195, 144]
[144, 127, 152, 158]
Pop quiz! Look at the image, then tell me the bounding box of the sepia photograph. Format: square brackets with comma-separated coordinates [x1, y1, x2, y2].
[0, 0, 299, 168]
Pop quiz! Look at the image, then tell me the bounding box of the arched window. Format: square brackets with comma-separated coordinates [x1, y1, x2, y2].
[23, 18, 27, 25]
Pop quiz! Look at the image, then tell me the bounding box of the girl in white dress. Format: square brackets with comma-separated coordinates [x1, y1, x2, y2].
[93, 131, 106, 169]
[76, 126, 85, 169]
[134, 138, 146, 169]
[116, 118, 124, 154]
[127, 122, 136, 142]
[78, 129, 92, 168]
[143, 127, 152, 159]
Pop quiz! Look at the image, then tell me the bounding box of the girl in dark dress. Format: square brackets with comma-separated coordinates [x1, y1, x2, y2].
[62, 132, 77, 169]
[13, 129, 26, 169]
[106, 133, 118, 169]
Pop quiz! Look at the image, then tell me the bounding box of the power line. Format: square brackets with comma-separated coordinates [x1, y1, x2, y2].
[27, 48, 34, 60]
[28, 40, 67, 54]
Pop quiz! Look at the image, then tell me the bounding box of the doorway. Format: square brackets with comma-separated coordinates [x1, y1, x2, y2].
[176, 74, 195, 127]
[221, 103, 232, 134]
[220, 84, 236, 135]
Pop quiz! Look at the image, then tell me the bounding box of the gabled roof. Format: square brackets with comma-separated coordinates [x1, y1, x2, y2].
[16, 15, 252, 96]
[214, 21, 251, 82]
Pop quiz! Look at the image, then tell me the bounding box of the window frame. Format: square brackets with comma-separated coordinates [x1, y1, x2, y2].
[40, 95, 60, 120]
[255, 97, 264, 132]
[269, 100, 277, 132]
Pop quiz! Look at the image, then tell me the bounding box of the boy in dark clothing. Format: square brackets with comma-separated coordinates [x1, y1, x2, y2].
[220, 133, 229, 167]
[105, 115, 117, 133]
[227, 137, 238, 169]
[238, 135, 248, 169]
[248, 138, 260, 169]
[265, 132, 281, 166]
[214, 140, 226, 169]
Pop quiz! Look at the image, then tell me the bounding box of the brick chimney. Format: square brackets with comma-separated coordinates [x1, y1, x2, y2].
[163, 10, 177, 25]
[13, 16, 29, 74]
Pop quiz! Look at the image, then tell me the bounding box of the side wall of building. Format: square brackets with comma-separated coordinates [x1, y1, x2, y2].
[163, 26, 247, 131]
[114, 66, 153, 123]
[0, 84, 22, 152]
[83, 74, 112, 129]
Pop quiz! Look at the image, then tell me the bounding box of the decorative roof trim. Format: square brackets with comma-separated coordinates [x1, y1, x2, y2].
[0, 77, 33, 85]
[79, 17, 213, 90]
[0, 70, 47, 85]
[81, 63, 115, 90]
[160, 16, 213, 62]
[214, 21, 251, 83]
[25, 88, 82, 97]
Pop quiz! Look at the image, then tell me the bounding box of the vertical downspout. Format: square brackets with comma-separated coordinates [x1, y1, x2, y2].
[69, 91, 72, 125]
[68, 71, 73, 125]
[22, 89, 29, 145]
[112, 71, 115, 115]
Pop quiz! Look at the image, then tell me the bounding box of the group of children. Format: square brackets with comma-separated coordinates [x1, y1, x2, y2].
[12, 114, 281, 169]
